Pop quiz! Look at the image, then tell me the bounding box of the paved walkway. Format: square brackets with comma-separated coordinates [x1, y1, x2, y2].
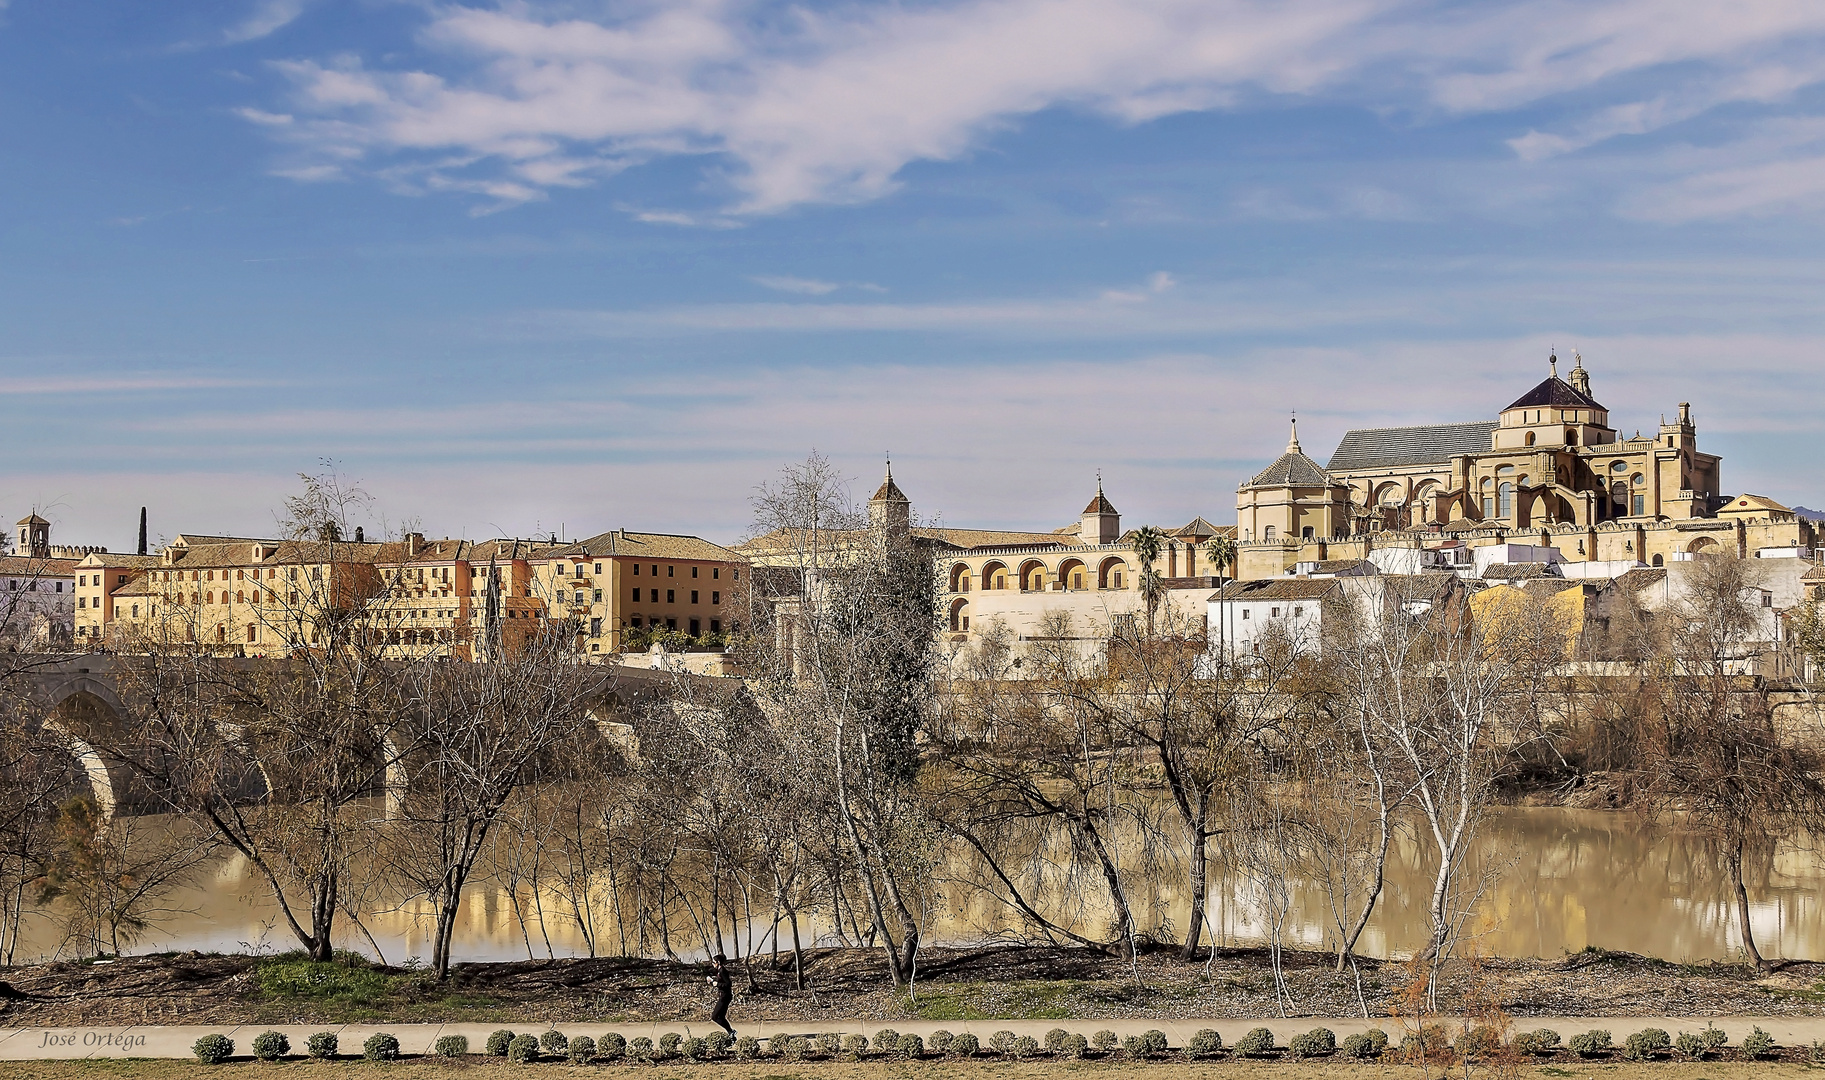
[2, 1017, 1822, 1060]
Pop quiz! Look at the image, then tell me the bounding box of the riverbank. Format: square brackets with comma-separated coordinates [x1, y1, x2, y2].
[2, 945, 1823, 1027]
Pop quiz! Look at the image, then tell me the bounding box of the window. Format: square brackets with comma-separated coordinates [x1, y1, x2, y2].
[691, 566, 698, 578]
[1633, 494, 1645, 516]
[666, 589, 675, 603]
[1301, 526, 1314, 539]
[247, 625, 257, 643]
[710, 619, 721, 633]
[78, 596, 85, 608]
[593, 588, 602, 601]
[1294, 606, 1304, 617]
[594, 562, 602, 574]
[665, 618, 677, 630]
[631, 616, 642, 628]
[651, 565, 658, 576]
[691, 590, 698, 604]
[1242, 610, 1250, 620]
[689, 618, 701, 636]
[632, 564, 639, 575]
[1498, 483, 1513, 518]
[732, 570, 739, 581]
[650, 588, 659, 602]
[711, 591, 720, 604]
[574, 590, 585, 603]
[1263, 526, 1276, 540]
[590, 617, 602, 637]
[666, 565, 674, 577]
[713, 568, 720, 580]
[1271, 606, 1281, 617]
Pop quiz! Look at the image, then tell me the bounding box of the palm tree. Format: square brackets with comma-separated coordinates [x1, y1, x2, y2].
[1203, 534, 1238, 581]
[1130, 526, 1168, 635]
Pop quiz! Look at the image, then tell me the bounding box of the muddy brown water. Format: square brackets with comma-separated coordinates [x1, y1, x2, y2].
[14, 807, 1823, 965]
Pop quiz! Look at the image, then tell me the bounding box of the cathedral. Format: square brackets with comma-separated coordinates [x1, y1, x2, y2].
[1236, 355, 1811, 578]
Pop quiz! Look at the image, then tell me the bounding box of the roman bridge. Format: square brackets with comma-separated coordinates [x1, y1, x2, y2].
[4, 654, 725, 820]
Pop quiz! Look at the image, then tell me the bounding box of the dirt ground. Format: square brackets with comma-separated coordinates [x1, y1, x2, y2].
[2, 944, 1823, 1027]
[4, 1061, 1824, 1080]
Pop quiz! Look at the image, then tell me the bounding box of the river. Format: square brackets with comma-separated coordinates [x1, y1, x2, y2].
[14, 807, 1822, 965]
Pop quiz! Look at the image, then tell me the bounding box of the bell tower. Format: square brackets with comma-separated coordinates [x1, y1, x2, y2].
[16, 514, 49, 559]
[868, 460, 912, 537]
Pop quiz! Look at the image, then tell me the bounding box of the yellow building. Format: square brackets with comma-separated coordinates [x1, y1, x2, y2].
[530, 530, 747, 657]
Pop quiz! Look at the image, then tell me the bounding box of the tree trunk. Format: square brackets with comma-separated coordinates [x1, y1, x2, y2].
[1728, 837, 1767, 968]
[1336, 802, 1393, 973]
[1179, 826, 1208, 961]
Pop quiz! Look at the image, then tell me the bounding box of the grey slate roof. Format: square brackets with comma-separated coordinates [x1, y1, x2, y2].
[1244, 449, 1335, 488]
[1505, 375, 1603, 411]
[1327, 421, 1498, 471]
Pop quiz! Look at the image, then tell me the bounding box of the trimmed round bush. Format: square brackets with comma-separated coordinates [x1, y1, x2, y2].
[841, 1033, 869, 1057]
[597, 1033, 627, 1061]
[897, 1034, 926, 1059]
[541, 1029, 569, 1055]
[1568, 1030, 1612, 1058]
[1142, 1030, 1169, 1057]
[1623, 1028, 1671, 1061]
[1675, 1031, 1707, 1059]
[486, 1029, 517, 1057]
[628, 1036, 655, 1062]
[1743, 1027, 1776, 1059]
[193, 1035, 235, 1065]
[1044, 1028, 1070, 1053]
[1121, 1035, 1147, 1059]
[1514, 1029, 1560, 1055]
[873, 1029, 902, 1053]
[506, 1034, 540, 1063]
[949, 1033, 981, 1058]
[734, 1036, 761, 1060]
[1062, 1034, 1089, 1060]
[252, 1031, 290, 1061]
[1011, 1036, 1039, 1060]
[682, 1037, 707, 1062]
[1341, 1031, 1390, 1061]
[569, 1036, 596, 1064]
[1702, 1026, 1730, 1051]
[927, 1031, 954, 1055]
[1457, 1026, 1502, 1059]
[306, 1032, 338, 1060]
[703, 1031, 734, 1057]
[1236, 1027, 1277, 1057]
[434, 1034, 469, 1058]
[1090, 1030, 1118, 1053]
[989, 1030, 1017, 1054]
[1188, 1029, 1225, 1058]
[783, 1036, 812, 1062]
[1290, 1028, 1337, 1059]
[363, 1033, 400, 1062]
[659, 1032, 683, 1058]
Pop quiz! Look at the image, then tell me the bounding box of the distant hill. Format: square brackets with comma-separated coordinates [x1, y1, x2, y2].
[1795, 506, 1825, 522]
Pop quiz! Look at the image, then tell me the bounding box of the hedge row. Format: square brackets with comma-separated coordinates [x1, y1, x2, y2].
[190, 1022, 1806, 1065]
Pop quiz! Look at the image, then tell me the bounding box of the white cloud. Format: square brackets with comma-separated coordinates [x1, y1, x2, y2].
[751, 275, 841, 295]
[245, 0, 1825, 217]
[224, 0, 309, 45]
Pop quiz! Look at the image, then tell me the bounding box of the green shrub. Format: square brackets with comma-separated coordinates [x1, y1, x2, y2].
[989, 1030, 1017, 1054]
[1290, 1028, 1337, 1059]
[568, 1036, 596, 1065]
[251, 1031, 290, 1061]
[1188, 1029, 1226, 1058]
[193, 1035, 235, 1065]
[306, 1032, 338, 1059]
[1808, 1040, 1825, 1065]
[681, 1037, 707, 1062]
[949, 1033, 981, 1057]
[783, 1037, 811, 1062]
[1457, 1026, 1502, 1059]
[363, 1033, 400, 1062]
[1340, 1031, 1389, 1061]
[841, 1033, 869, 1057]
[506, 1035, 540, 1064]
[927, 1031, 954, 1055]
[659, 1032, 683, 1058]
[1674, 1031, 1706, 1059]
[628, 1036, 654, 1063]
[1044, 1028, 1070, 1053]
[1702, 1026, 1729, 1051]
[597, 1033, 627, 1061]
[897, 1034, 926, 1059]
[1012, 1035, 1040, 1060]
[1142, 1030, 1169, 1056]
[1235, 1027, 1277, 1057]
[703, 1031, 734, 1057]
[486, 1029, 517, 1056]
[734, 1036, 761, 1060]
[540, 1029, 569, 1055]
[1121, 1035, 1147, 1058]
[814, 1033, 842, 1057]
[1568, 1030, 1612, 1058]
[1743, 1027, 1776, 1059]
[1513, 1029, 1560, 1055]
[1623, 1029, 1671, 1061]
[1091, 1030, 1118, 1053]
[873, 1029, 901, 1053]
[1062, 1033, 1089, 1059]
[434, 1035, 468, 1058]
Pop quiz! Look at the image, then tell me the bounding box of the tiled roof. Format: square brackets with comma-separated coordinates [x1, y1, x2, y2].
[0, 556, 77, 576]
[1718, 494, 1791, 514]
[15, 514, 48, 526]
[1082, 488, 1118, 515]
[1214, 578, 1340, 601]
[1483, 563, 1561, 580]
[1244, 449, 1335, 489]
[1381, 572, 1460, 601]
[171, 534, 280, 547]
[1311, 559, 1373, 574]
[871, 472, 909, 503]
[1327, 421, 1498, 471]
[1614, 568, 1669, 592]
[77, 552, 163, 569]
[1176, 517, 1229, 538]
[1504, 375, 1603, 411]
[547, 530, 744, 562]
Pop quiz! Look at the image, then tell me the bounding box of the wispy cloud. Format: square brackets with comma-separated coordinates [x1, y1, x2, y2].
[244, 0, 1825, 218]
[0, 374, 274, 395]
[223, 0, 308, 45]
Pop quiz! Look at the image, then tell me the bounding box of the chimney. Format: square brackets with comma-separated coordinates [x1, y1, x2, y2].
[137, 507, 147, 557]
[354, 525, 365, 544]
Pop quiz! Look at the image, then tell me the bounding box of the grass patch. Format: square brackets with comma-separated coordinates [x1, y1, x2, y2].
[901, 980, 1087, 1020]
[249, 953, 505, 1022]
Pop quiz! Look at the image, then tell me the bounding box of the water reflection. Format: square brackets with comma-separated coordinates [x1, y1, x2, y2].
[15, 808, 1823, 964]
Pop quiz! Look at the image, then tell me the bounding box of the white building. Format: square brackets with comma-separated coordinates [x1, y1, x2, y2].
[1, 515, 80, 648]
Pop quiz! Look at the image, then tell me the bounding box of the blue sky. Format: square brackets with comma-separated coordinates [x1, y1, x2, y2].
[4, 0, 1825, 550]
